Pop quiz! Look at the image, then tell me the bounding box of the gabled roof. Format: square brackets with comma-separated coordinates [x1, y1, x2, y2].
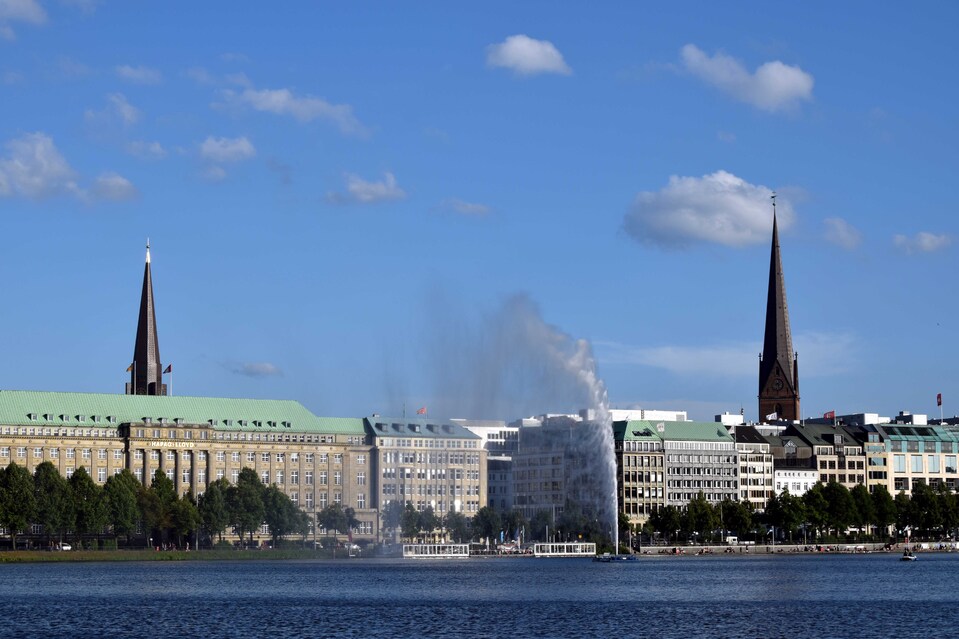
[620, 420, 732, 443]
[613, 420, 663, 442]
[0, 390, 365, 435]
[735, 425, 770, 445]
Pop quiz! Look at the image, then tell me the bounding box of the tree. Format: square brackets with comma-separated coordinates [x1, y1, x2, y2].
[171, 494, 200, 548]
[823, 482, 856, 538]
[649, 505, 682, 543]
[895, 490, 914, 538]
[911, 482, 942, 538]
[803, 484, 829, 537]
[317, 502, 356, 549]
[103, 470, 139, 543]
[228, 468, 265, 547]
[263, 484, 303, 547]
[401, 502, 421, 541]
[502, 509, 528, 542]
[871, 485, 896, 538]
[937, 482, 958, 539]
[850, 484, 875, 538]
[381, 501, 404, 543]
[140, 469, 177, 544]
[198, 478, 231, 544]
[0, 462, 36, 549]
[472, 506, 502, 543]
[444, 510, 470, 542]
[70, 467, 107, 547]
[34, 462, 73, 546]
[529, 509, 551, 541]
[719, 498, 753, 539]
[684, 492, 716, 543]
[418, 505, 439, 540]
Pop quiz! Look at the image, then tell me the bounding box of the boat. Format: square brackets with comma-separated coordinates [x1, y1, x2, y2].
[900, 551, 917, 561]
[402, 543, 470, 559]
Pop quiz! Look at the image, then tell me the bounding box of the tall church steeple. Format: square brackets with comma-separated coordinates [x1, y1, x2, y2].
[758, 196, 799, 421]
[126, 240, 167, 396]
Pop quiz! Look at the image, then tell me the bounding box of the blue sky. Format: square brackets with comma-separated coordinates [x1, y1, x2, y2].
[1, 1, 957, 422]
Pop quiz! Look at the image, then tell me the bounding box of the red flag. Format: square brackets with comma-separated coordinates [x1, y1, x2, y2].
[416, 407, 426, 415]
[126, 363, 133, 372]
[163, 364, 172, 374]
[938, 393, 942, 407]
[823, 411, 835, 420]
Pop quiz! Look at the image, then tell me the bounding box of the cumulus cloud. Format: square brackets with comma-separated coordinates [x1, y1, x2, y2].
[893, 231, 951, 254]
[199, 135, 255, 163]
[440, 198, 490, 216]
[0, 132, 134, 202]
[84, 93, 141, 127]
[0, 0, 46, 40]
[90, 172, 138, 201]
[327, 172, 406, 205]
[596, 330, 857, 378]
[126, 140, 166, 159]
[233, 362, 282, 378]
[681, 44, 814, 112]
[224, 86, 367, 136]
[486, 34, 572, 76]
[823, 217, 861, 250]
[115, 64, 162, 85]
[623, 170, 792, 248]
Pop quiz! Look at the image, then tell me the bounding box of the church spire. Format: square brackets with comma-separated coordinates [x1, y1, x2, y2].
[126, 240, 167, 396]
[759, 195, 799, 421]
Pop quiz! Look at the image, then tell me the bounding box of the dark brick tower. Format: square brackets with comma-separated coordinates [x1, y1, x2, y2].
[758, 203, 799, 422]
[126, 241, 167, 396]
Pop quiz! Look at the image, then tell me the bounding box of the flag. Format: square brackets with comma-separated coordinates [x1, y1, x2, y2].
[416, 407, 426, 415]
[938, 393, 942, 407]
[163, 364, 172, 374]
[824, 411, 835, 420]
[766, 412, 778, 421]
[126, 363, 133, 372]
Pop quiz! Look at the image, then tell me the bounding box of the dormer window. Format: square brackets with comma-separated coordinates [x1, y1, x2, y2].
[27, 413, 37, 421]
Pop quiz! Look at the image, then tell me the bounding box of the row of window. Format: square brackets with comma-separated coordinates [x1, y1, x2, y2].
[0, 447, 125, 460]
[891, 454, 958, 474]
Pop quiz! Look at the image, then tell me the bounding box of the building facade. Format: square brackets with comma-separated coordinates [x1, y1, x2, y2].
[613, 420, 665, 526]
[661, 421, 739, 506]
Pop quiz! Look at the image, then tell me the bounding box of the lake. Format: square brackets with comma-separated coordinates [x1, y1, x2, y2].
[0, 553, 955, 638]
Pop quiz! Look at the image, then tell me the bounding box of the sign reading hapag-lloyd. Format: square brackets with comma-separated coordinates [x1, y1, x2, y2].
[149, 440, 197, 449]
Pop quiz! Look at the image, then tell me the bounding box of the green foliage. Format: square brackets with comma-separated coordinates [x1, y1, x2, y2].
[171, 495, 200, 546]
[228, 468, 265, 546]
[871, 485, 896, 533]
[802, 483, 829, 535]
[471, 506, 501, 541]
[34, 462, 73, 543]
[263, 484, 306, 546]
[381, 500, 404, 538]
[682, 492, 716, 541]
[849, 484, 875, 536]
[103, 469, 139, 540]
[70, 467, 107, 541]
[418, 505, 439, 536]
[720, 498, 754, 537]
[648, 505, 682, 543]
[529, 509, 551, 541]
[895, 490, 913, 534]
[443, 510, 470, 542]
[0, 462, 36, 548]
[400, 502, 420, 540]
[198, 478, 231, 543]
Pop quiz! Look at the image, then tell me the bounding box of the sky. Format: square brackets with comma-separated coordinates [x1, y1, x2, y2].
[1, 1, 957, 423]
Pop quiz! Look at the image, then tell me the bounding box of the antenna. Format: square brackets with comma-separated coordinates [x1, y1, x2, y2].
[771, 192, 777, 217]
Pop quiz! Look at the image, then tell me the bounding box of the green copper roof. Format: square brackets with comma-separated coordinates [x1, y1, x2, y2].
[366, 417, 480, 440]
[613, 420, 664, 442]
[0, 390, 365, 435]
[620, 420, 733, 442]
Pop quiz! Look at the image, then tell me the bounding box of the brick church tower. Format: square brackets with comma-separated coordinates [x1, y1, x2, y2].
[758, 202, 799, 422]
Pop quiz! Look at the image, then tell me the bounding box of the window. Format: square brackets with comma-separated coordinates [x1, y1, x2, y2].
[333, 492, 342, 504]
[261, 471, 270, 484]
[82, 448, 91, 460]
[291, 492, 298, 505]
[305, 492, 314, 509]
[319, 492, 328, 508]
[320, 471, 328, 485]
[134, 468, 143, 482]
[216, 451, 225, 462]
[198, 451, 207, 461]
[261, 452, 270, 463]
[165, 468, 174, 481]
[182, 469, 190, 484]
[357, 472, 366, 486]
[333, 453, 343, 464]
[306, 453, 314, 464]
[928, 455, 941, 473]
[66, 467, 75, 479]
[114, 449, 123, 460]
[947, 456, 957, 474]
[334, 471, 341, 486]
[893, 455, 906, 473]
[290, 452, 299, 463]
[276, 471, 284, 485]
[232, 452, 240, 462]
[291, 470, 299, 485]
[0, 447, 7, 457]
[319, 453, 328, 464]
[244, 452, 253, 462]
[98, 449, 107, 460]
[306, 471, 313, 485]
[150, 450, 160, 461]
[357, 493, 366, 509]
[276, 453, 284, 463]
[50, 448, 59, 459]
[216, 469, 224, 481]
[231, 470, 239, 483]
[357, 454, 366, 465]
[33, 447, 43, 458]
[911, 455, 923, 473]
[198, 469, 206, 484]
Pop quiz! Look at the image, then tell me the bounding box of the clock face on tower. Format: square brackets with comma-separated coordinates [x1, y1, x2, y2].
[772, 379, 784, 391]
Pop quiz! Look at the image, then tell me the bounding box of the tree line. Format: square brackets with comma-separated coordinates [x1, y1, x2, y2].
[0, 462, 316, 549]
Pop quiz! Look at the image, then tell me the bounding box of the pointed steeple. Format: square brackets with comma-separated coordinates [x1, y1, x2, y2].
[759, 196, 799, 421]
[126, 240, 167, 396]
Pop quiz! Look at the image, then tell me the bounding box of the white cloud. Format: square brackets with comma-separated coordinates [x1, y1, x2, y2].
[486, 34, 572, 76]
[596, 330, 856, 378]
[681, 44, 814, 112]
[115, 64, 162, 85]
[201, 165, 227, 182]
[90, 172, 137, 201]
[185, 66, 214, 85]
[199, 136, 255, 163]
[440, 198, 490, 216]
[233, 362, 282, 378]
[225, 86, 367, 136]
[126, 140, 166, 159]
[0, 132, 80, 199]
[328, 172, 406, 205]
[0, 132, 135, 203]
[623, 170, 792, 248]
[893, 231, 951, 254]
[0, 0, 46, 40]
[84, 93, 140, 127]
[823, 217, 861, 250]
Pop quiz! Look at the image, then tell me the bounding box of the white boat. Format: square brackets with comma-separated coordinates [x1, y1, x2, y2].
[532, 542, 596, 558]
[402, 543, 469, 559]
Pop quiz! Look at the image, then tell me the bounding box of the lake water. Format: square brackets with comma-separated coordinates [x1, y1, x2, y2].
[1, 553, 956, 638]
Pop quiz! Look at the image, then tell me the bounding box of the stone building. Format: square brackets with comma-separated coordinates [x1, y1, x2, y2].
[613, 420, 665, 526]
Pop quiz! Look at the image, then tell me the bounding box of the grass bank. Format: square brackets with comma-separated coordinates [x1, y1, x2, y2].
[0, 548, 362, 563]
